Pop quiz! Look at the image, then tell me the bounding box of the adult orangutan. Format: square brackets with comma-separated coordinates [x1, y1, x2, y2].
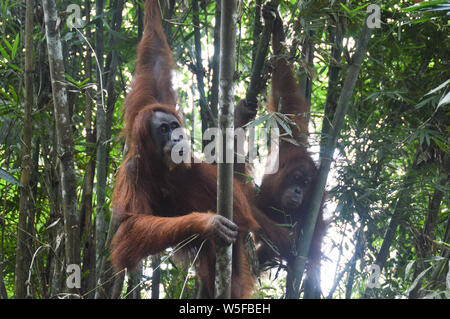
[235, 4, 327, 298]
[110, 0, 259, 298]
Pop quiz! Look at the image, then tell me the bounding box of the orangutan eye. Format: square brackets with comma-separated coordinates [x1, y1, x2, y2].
[160, 123, 169, 134]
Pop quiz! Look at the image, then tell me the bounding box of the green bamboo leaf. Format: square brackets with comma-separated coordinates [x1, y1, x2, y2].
[11, 33, 20, 59]
[422, 4, 450, 12]
[0, 168, 21, 186]
[405, 261, 415, 279]
[275, 112, 296, 126]
[7, 62, 23, 73]
[403, 1, 449, 12]
[339, 3, 353, 15]
[245, 113, 271, 129]
[3, 37, 12, 52]
[0, 44, 10, 61]
[9, 85, 18, 103]
[64, 73, 77, 83]
[414, 96, 434, 109]
[425, 132, 430, 146]
[425, 79, 449, 96]
[79, 77, 91, 87]
[432, 137, 450, 153]
[437, 91, 450, 108]
[410, 17, 432, 25]
[269, 117, 278, 130]
[351, 3, 370, 13]
[406, 266, 432, 295]
[424, 256, 447, 262]
[0, 87, 13, 102]
[281, 137, 301, 147]
[274, 114, 292, 137]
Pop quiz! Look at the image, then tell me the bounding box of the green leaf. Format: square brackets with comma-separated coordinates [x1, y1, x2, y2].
[0, 44, 10, 61]
[281, 137, 300, 147]
[403, 1, 450, 12]
[406, 266, 432, 295]
[8, 85, 18, 103]
[425, 79, 449, 96]
[437, 91, 450, 108]
[351, 3, 370, 13]
[432, 137, 450, 153]
[269, 117, 278, 130]
[414, 96, 434, 109]
[79, 77, 91, 87]
[339, 3, 353, 15]
[0, 87, 13, 102]
[3, 37, 12, 51]
[245, 113, 271, 129]
[8, 62, 23, 73]
[424, 256, 447, 262]
[0, 168, 21, 186]
[274, 114, 292, 137]
[405, 260, 415, 279]
[11, 33, 19, 59]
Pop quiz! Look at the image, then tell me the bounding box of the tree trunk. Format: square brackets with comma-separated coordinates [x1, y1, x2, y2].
[245, 0, 281, 109]
[39, 115, 64, 298]
[299, 23, 314, 128]
[1, 149, 12, 299]
[251, 0, 263, 66]
[193, 0, 215, 140]
[215, 0, 237, 299]
[15, 0, 34, 299]
[126, 263, 143, 299]
[94, 0, 125, 298]
[151, 256, 161, 299]
[94, 0, 106, 289]
[208, 0, 221, 121]
[79, 0, 97, 298]
[42, 0, 81, 295]
[96, 216, 122, 298]
[320, 19, 343, 156]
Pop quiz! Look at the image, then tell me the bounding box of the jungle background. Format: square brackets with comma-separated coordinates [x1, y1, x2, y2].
[0, 0, 449, 299]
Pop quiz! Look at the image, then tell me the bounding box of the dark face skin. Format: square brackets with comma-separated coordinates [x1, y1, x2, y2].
[149, 111, 183, 159]
[281, 168, 313, 211]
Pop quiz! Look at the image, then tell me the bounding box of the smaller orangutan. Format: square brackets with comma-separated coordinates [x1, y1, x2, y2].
[235, 3, 327, 298]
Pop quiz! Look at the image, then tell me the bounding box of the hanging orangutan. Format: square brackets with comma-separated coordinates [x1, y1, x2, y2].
[110, 0, 260, 299]
[234, 3, 327, 298]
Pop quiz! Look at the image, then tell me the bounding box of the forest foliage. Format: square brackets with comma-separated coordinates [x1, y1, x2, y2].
[0, 0, 449, 299]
